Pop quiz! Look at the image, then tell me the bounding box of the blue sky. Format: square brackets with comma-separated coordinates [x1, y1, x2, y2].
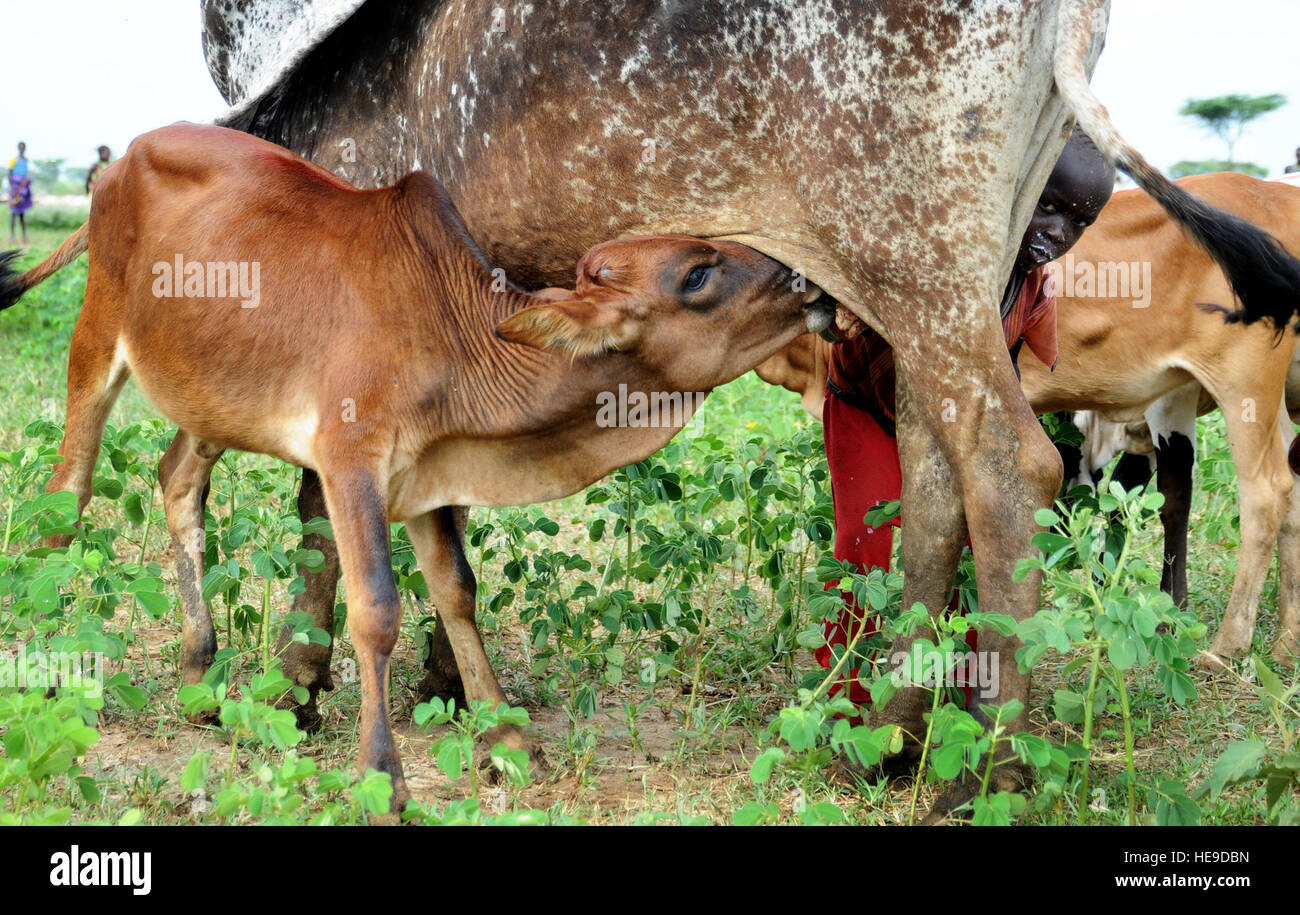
[1, 1, 1296, 176]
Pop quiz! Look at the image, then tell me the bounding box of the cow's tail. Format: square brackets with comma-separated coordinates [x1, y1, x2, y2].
[1056, 0, 1300, 335]
[0, 222, 90, 312]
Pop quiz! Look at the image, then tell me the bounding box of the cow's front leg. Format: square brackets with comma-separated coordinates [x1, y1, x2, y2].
[1148, 386, 1200, 610]
[316, 462, 408, 812]
[277, 468, 341, 732]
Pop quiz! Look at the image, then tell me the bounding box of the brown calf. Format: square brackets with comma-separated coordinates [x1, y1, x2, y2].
[0, 123, 837, 809]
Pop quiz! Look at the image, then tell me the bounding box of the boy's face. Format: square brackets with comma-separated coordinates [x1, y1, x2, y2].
[1014, 141, 1114, 274]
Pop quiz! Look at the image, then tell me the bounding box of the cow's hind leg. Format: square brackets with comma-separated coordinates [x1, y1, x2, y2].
[870, 389, 967, 765]
[864, 282, 1061, 814]
[406, 507, 524, 755]
[415, 505, 468, 708]
[1202, 395, 1293, 668]
[1272, 414, 1300, 667]
[276, 468, 341, 731]
[896, 305, 1061, 810]
[158, 431, 224, 692]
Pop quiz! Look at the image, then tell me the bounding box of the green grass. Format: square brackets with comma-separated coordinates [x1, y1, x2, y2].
[0, 219, 1294, 825]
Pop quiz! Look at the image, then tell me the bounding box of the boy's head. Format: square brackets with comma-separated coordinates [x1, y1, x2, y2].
[97, 146, 111, 161]
[16, 142, 25, 156]
[1014, 128, 1115, 273]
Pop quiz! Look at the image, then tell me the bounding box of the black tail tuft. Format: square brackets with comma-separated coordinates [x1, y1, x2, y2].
[0, 249, 26, 311]
[1123, 157, 1300, 338]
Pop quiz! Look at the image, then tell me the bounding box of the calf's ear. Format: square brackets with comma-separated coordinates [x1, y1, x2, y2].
[496, 298, 638, 356]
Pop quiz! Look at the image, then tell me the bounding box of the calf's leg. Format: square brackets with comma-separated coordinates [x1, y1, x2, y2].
[316, 464, 408, 809]
[157, 431, 224, 689]
[415, 505, 469, 708]
[277, 468, 341, 731]
[45, 304, 129, 547]
[406, 507, 524, 753]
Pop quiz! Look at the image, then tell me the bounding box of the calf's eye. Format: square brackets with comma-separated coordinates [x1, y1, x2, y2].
[684, 265, 711, 291]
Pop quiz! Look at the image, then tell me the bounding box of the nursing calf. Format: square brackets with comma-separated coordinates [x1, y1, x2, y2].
[0, 123, 837, 808]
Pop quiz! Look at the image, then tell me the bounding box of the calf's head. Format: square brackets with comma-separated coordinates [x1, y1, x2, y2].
[496, 235, 836, 390]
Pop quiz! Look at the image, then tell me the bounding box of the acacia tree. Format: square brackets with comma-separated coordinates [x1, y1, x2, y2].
[1179, 93, 1286, 163]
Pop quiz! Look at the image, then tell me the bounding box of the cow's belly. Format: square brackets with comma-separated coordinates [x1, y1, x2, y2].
[1024, 359, 1197, 420]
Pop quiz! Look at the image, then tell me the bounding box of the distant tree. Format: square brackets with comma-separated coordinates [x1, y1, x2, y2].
[1170, 159, 1267, 179]
[31, 158, 66, 189]
[1179, 93, 1286, 162]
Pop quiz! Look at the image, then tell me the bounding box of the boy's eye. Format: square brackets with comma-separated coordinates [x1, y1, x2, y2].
[1040, 202, 1058, 214]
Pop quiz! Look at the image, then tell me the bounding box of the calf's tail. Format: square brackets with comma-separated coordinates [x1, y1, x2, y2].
[1056, 0, 1300, 335]
[0, 222, 90, 312]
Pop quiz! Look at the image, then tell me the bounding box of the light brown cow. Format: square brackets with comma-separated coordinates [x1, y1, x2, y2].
[1024, 175, 1300, 669]
[0, 123, 839, 810]
[757, 172, 1300, 670]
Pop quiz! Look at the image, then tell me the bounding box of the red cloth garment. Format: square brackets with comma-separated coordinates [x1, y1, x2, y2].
[817, 268, 1055, 711]
[815, 386, 902, 707]
[826, 268, 1058, 423]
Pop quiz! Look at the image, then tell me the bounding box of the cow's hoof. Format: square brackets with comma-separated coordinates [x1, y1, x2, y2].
[480, 738, 547, 784]
[1271, 635, 1299, 669]
[413, 667, 467, 710]
[826, 753, 880, 787]
[1201, 631, 1253, 670]
[921, 764, 1031, 825]
[1195, 650, 1236, 673]
[278, 693, 324, 734]
[920, 781, 977, 825]
[389, 777, 411, 814]
[861, 744, 924, 784]
[185, 707, 220, 727]
[867, 690, 928, 763]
